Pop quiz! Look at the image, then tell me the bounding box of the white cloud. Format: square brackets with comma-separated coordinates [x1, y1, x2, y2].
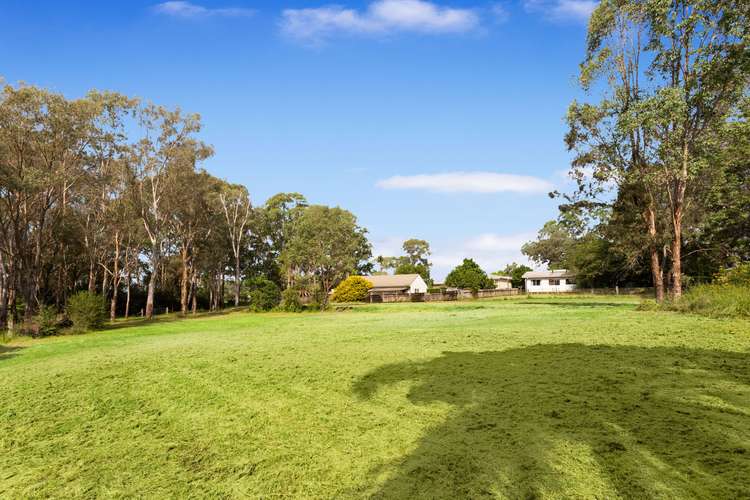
[280, 0, 480, 43]
[371, 231, 537, 280]
[153, 1, 255, 18]
[524, 0, 596, 23]
[491, 3, 510, 24]
[376, 171, 553, 194]
[429, 232, 536, 280]
[371, 235, 406, 258]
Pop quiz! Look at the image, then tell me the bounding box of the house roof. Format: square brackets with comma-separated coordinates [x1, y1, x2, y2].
[489, 274, 512, 280]
[363, 274, 422, 289]
[522, 269, 575, 279]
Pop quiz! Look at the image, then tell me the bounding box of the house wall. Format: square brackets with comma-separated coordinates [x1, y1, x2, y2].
[493, 280, 512, 290]
[409, 276, 428, 294]
[525, 278, 577, 293]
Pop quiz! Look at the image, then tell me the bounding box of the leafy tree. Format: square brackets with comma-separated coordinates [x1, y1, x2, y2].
[521, 221, 576, 269]
[217, 182, 252, 307]
[445, 259, 494, 292]
[247, 277, 281, 311]
[332, 276, 373, 302]
[567, 0, 750, 299]
[66, 291, 107, 332]
[281, 205, 371, 307]
[280, 287, 303, 312]
[129, 103, 211, 319]
[499, 263, 533, 289]
[377, 238, 432, 282]
[402, 239, 430, 267]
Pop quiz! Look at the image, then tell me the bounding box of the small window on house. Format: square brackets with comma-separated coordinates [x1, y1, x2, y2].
[531, 279, 541, 286]
[550, 279, 561, 285]
[565, 278, 576, 285]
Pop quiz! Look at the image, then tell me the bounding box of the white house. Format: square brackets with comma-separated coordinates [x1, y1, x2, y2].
[365, 274, 428, 295]
[489, 274, 513, 290]
[522, 269, 577, 293]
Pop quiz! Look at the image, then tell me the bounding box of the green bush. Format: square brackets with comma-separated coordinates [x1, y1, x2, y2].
[666, 284, 750, 318]
[32, 305, 61, 337]
[332, 276, 373, 302]
[715, 262, 750, 286]
[280, 288, 304, 312]
[248, 278, 281, 312]
[445, 259, 494, 292]
[67, 292, 107, 332]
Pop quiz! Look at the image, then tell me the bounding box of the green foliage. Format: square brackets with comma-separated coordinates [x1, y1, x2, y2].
[402, 239, 430, 267]
[247, 278, 281, 312]
[281, 205, 372, 305]
[666, 284, 750, 319]
[499, 263, 533, 288]
[715, 263, 750, 287]
[332, 276, 373, 303]
[31, 305, 61, 337]
[445, 259, 494, 291]
[66, 292, 107, 332]
[521, 221, 575, 269]
[377, 238, 432, 280]
[280, 287, 303, 312]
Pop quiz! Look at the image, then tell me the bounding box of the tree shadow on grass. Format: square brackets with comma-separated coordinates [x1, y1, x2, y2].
[0, 344, 24, 362]
[354, 344, 750, 498]
[516, 301, 636, 308]
[101, 309, 235, 331]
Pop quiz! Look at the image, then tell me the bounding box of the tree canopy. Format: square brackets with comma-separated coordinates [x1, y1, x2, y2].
[445, 259, 494, 292]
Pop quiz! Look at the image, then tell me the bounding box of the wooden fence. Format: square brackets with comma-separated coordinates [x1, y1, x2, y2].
[368, 288, 519, 303]
[367, 286, 655, 304]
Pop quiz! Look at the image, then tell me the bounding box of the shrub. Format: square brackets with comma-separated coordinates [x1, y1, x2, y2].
[715, 262, 750, 286]
[248, 278, 281, 312]
[280, 287, 304, 312]
[67, 292, 107, 332]
[445, 259, 494, 292]
[32, 305, 61, 337]
[666, 284, 750, 318]
[332, 276, 373, 302]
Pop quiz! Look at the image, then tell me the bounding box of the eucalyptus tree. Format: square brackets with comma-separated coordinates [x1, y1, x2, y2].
[640, 0, 749, 296]
[218, 182, 252, 307]
[281, 205, 372, 307]
[129, 104, 211, 319]
[169, 167, 216, 315]
[565, 0, 749, 299]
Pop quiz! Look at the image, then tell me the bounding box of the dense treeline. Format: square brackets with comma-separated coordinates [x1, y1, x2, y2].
[0, 83, 371, 333]
[523, 0, 750, 299]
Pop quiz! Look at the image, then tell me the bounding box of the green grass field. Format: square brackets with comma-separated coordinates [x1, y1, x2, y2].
[1, 296, 749, 498]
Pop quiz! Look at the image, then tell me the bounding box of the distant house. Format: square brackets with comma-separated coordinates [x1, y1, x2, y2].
[365, 274, 428, 295]
[522, 269, 577, 293]
[489, 274, 513, 290]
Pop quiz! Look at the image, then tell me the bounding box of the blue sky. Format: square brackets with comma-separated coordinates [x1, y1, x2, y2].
[0, 0, 595, 279]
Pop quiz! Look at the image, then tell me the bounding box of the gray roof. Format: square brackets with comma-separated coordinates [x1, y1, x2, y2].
[489, 274, 512, 280]
[522, 269, 575, 279]
[362, 274, 422, 289]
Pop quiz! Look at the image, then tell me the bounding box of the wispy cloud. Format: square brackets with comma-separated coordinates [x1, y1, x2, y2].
[523, 0, 597, 23]
[153, 1, 255, 18]
[376, 171, 554, 194]
[490, 3, 510, 24]
[430, 231, 536, 279]
[280, 0, 480, 43]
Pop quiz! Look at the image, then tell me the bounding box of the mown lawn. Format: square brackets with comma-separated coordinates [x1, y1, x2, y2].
[1, 296, 749, 498]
